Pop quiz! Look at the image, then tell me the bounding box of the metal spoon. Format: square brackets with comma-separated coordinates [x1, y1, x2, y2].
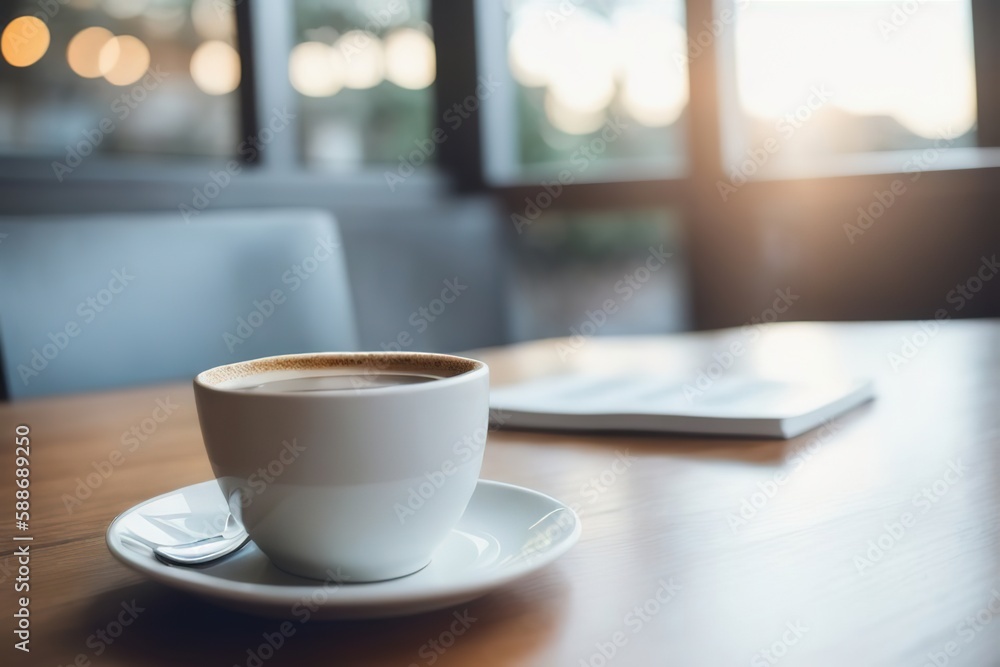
[121, 513, 250, 566]
[153, 531, 250, 566]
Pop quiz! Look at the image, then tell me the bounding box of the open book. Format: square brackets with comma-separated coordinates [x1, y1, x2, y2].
[489, 373, 874, 439]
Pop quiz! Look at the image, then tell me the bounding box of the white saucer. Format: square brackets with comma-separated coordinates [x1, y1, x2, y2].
[106, 479, 580, 619]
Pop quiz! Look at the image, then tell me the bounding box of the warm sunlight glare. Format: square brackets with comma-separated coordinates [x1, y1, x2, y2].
[736, 0, 976, 139]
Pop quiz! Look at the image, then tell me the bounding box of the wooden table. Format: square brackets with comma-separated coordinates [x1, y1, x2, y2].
[3, 321, 999, 667]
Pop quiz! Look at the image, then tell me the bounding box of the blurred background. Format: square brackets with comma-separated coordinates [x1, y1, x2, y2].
[0, 0, 998, 395]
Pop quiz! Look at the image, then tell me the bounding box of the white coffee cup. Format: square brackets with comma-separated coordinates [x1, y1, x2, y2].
[193, 352, 489, 582]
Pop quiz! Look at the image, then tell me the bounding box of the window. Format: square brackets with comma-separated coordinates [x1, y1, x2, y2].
[470, 0, 1000, 213]
[0, 0, 240, 163]
[0, 0, 995, 195]
[292, 0, 436, 169]
[727, 0, 977, 174]
[483, 0, 689, 184]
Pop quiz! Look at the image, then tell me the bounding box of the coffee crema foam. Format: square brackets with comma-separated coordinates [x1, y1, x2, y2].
[232, 372, 441, 393]
[197, 352, 482, 389]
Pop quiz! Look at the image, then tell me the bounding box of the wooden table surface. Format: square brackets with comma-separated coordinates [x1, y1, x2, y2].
[2, 320, 999, 667]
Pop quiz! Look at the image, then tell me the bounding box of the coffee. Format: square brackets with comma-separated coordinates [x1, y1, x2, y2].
[236, 372, 440, 393]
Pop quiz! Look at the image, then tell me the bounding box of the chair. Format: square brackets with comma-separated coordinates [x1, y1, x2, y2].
[0, 208, 357, 399]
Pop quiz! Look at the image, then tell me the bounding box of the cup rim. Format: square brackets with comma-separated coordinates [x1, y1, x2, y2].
[194, 351, 488, 397]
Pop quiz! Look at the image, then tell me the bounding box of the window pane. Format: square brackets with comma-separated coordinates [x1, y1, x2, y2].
[0, 1, 241, 160]
[730, 0, 977, 171]
[292, 0, 435, 169]
[492, 0, 688, 183]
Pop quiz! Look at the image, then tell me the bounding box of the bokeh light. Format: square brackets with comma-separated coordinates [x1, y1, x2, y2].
[615, 11, 688, 127]
[508, 6, 690, 134]
[1, 17, 51, 68]
[98, 35, 150, 86]
[336, 31, 384, 90]
[190, 40, 241, 95]
[67, 27, 115, 78]
[384, 28, 435, 90]
[544, 92, 606, 135]
[289, 41, 346, 97]
[508, 11, 555, 88]
[545, 11, 616, 114]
